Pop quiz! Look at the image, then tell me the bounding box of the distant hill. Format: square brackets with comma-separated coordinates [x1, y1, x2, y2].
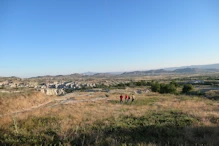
[29, 73, 83, 79]
[165, 63, 219, 71]
[104, 72, 123, 75]
[92, 73, 116, 77]
[7, 63, 219, 79]
[146, 69, 168, 74]
[122, 69, 169, 75]
[122, 67, 219, 76]
[190, 63, 219, 69]
[82, 72, 97, 76]
[82, 72, 122, 76]
[172, 68, 203, 73]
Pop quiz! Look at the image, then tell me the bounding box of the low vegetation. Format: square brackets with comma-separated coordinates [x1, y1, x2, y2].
[151, 81, 177, 94]
[0, 87, 219, 145]
[182, 84, 194, 93]
[0, 90, 54, 115]
[1, 74, 219, 145]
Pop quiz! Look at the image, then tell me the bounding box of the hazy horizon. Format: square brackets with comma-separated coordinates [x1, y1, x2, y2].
[1, 0, 219, 77]
[1, 62, 219, 78]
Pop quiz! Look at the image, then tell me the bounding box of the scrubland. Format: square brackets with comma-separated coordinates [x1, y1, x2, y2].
[0, 87, 219, 145]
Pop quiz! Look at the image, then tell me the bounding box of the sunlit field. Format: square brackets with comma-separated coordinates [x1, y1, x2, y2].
[0, 86, 219, 145]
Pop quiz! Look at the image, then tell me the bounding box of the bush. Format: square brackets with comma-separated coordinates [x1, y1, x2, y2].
[151, 82, 177, 94]
[116, 83, 125, 87]
[182, 84, 194, 93]
[170, 80, 179, 87]
[166, 83, 177, 94]
[160, 83, 177, 94]
[125, 82, 130, 86]
[151, 82, 160, 92]
[146, 81, 153, 86]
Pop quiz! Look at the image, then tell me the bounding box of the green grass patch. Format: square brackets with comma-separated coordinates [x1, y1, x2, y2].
[132, 97, 160, 106]
[0, 116, 62, 145]
[70, 110, 199, 145]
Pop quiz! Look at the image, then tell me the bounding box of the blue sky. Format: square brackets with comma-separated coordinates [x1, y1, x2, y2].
[1, 0, 219, 77]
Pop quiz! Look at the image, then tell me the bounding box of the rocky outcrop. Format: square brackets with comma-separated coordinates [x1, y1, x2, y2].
[135, 89, 151, 94]
[9, 83, 17, 88]
[41, 88, 66, 96]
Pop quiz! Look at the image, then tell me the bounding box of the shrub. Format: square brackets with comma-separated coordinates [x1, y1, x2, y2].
[138, 80, 147, 86]
[170, 80, 179, 87]
[151, 82, 177, 94]
[182, 84, 194, 93]
[146, 81, 153, 86]
[151, 82, 160, 92]
[125, 83, 130, 86]
[160, 83, 177, 94]
[116, 83, 125, 87]
[166, 83, 177, 94]
[159, 83, 167, 93]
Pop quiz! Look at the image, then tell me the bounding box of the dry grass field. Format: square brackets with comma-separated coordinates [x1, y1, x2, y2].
[0, 90, 55, 115]
[0, 86, 219, 145]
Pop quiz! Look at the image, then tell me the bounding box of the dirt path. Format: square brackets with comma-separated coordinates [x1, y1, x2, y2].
[0, 93, 108, 118]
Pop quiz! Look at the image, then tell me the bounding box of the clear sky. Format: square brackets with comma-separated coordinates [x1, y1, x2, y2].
[1, 0, 219, 77]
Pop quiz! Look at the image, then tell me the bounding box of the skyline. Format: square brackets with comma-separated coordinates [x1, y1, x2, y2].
[1, 0, 219, 77]
[1, 62, 219, 78]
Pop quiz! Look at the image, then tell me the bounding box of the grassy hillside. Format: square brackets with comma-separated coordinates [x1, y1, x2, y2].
[0, 89, 219, 145]
[0, 90, 55, 115]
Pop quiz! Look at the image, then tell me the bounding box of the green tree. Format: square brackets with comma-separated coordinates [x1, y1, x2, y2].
[135, 81, 142, 86]
[170, 80, 179, 87]
[160, 83, 177, 94]
[159, 83, 167, 93]
[146, 81, 153, 86]
[166, 83, 177, 94]
[125, 82, 130, 86]
[182, 84, 194, 93]
[151, 82, 160, 92]
[140, 80, 147, 86]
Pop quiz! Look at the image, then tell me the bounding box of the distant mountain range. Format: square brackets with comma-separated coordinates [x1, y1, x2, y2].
[122, 67, 219, 76]
[82, 72, 122, 76]
[93, 63, 219, 76]
[80, 63, 219, 77]
[164, 63, 219, 71]
[16, 63, 219, 79]
[82, 72, 97, 76]
[30, 73, 83, 79]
